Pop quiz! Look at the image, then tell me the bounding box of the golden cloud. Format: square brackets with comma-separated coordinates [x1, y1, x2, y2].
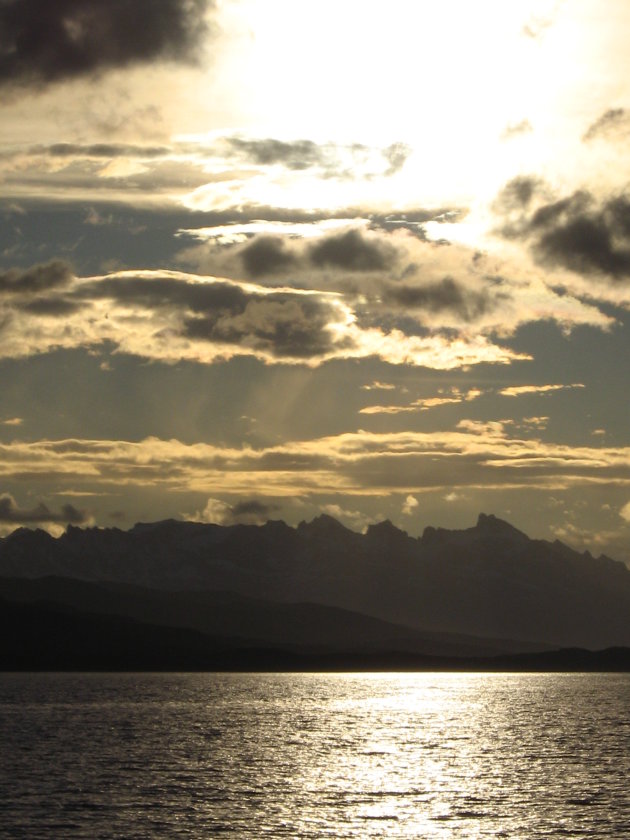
[2, 428, 630, 500]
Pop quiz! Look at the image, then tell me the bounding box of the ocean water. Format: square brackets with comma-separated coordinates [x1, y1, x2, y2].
[0, 673, 629, 838]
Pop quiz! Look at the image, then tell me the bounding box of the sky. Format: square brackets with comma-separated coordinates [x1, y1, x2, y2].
[1, 0, 630, 562]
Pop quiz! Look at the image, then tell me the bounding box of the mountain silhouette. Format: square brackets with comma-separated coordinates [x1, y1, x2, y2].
[1, 513, 629, 649]
[3, 595, 630, 672]
[0, 575, 543, 659]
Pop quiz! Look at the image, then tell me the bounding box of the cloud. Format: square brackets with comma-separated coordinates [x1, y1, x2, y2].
[11, 228, 614, 366]
[309, 229, 397, 271]
[181, 294, 348, 360]
[499, 383, 585, 398]
[82, 271, 354, 361]
[1, 429, 630, 504]
[0, 0, 213, 90]
[181, 214, 614, 336]
[361, 381, 396, 391]
[0, 151, 215, 202]
[0, 264, 531, 369]
[382, 142, 411, 175]
[176, 207, 453, 241]
[1, 417, 23, 426]
[360, 387, 483, 416]
[550, 520, 629, 554]
[0, 138, 434, 208]
[190, 496, 279, 526]
[531, 193, 630, 279]
[187, 224, 404, 285]
[402, 494, 418, 515]
[456, 419, 511, 438]
[620, 502, 630, 524]
[29, 143, 173, 159]
[190, 497, 230, 524]
[443, 491, 461, 502]
[0, 492, 86, 524]
[497, 184, 630, 282]
[382, 276, 495, 321]
[583, 108, 630, 143]
[222, 137, 330, 171]
[7, 233, 614, 360]
[231, 499, 277, 519]
[360, 397, 459, 416]
[519, 416, 548, 431]
[501, 119, 533, 140]
[219, 136, 410, 179]
[0, 260, 74, 295]
[320, 503, 371, 530]
[15, 297, 84, 316]
[493, 175, 547, 213]
[361, 383, 586, 422]
[359, 404, 428, 416]
[239, 236, 297, 277]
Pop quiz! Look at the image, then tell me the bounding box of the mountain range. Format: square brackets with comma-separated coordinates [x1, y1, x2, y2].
[1, 512, 630, 668]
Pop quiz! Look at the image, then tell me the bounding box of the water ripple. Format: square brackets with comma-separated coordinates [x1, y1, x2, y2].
[0, 672, 629, 838]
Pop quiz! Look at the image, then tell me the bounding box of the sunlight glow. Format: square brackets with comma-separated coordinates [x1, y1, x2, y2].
[201, 1, 579, 206]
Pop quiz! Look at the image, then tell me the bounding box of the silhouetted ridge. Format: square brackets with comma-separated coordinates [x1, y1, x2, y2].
[1, 513, 629, 649]
[365, 520, 408, 541]
[1, 595, 628, 672]
[475, 512, 528, 539]
[297, 514, 354, 537]
[0, 576, 531, 658]
[4, 526, 54, 546]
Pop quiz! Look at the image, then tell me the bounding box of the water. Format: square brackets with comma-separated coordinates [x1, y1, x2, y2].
[1, 673, 629, 838]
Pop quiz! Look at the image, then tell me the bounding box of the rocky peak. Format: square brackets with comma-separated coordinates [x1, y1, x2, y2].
[297, 514, 353, 537]
[475, 513, 527, 539]
[365, 519, 408, 541]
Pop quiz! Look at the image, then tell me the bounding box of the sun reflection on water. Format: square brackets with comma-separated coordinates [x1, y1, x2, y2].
[1, 672, 629, 838]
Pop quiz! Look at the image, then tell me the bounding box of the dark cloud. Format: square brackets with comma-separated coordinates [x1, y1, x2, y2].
[240, 236, 297, 277]
[82, 273, 351, 360]
[231, 499, 273, 517]
[382, 277, 494, 321]
[223, 137, 329, 171]
[0, 199, 455, 278]
[230, 227, 402, 280]
[0, 260, 73, 295]
[368, 208, 467, 240]
[32, 143, 173, 158]
[15, 297, 84, 316]
[2, 155, 212, 197]
[183, 294, 348, 359]
[498, 186, 630, 281]
[501, 119, 533, 140]
[493, 175, 546, 212]
[382, 142, 411, 175]
[533, 197, 630, 278]
[0, 0, 212, 89]
[309, 229, 396, 271]
[0, 493, 87, 524]
[368, 212, 429, 239]
[230, 499, 279, 523]
[220, 136, 409, 179]
[84, 275, 248, 313]
[583, 108, 630, 142]
[180, 204, 457, 234]
[204, 498, 280, 526]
